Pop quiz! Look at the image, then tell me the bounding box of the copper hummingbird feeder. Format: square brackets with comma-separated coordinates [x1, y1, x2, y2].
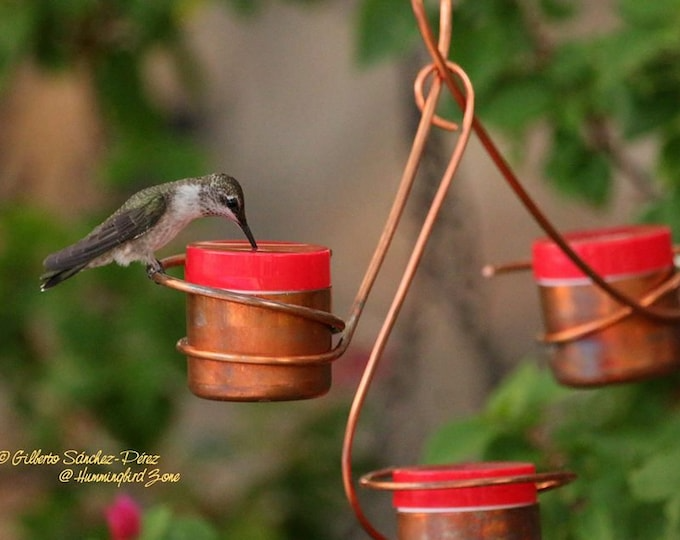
[532, 225, 680, 386]
[361, 462, 575, 540]
[152, 242, 346, 402]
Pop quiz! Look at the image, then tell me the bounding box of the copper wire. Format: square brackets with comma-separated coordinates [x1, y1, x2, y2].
[480, 257, 680, 343]
[413, 64, 458, 132]
[481, 259, 533, 277]
[540, 270, 680, 344]
[360, 468, 577, 495]
[154, 255, 346, 333]
[175, 338, 343, 366]
[341, 2, 477, 537]
[482, 260, 680, 344]
[154, 255, 347, 373]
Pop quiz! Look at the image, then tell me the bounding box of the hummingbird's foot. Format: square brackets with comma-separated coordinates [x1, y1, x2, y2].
[146, 259, 165, 280]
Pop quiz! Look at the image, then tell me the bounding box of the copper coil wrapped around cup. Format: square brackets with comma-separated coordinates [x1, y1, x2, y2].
[156, 241, 346, 402]
[532, 225, 680, 387]
[361, 462, 575, 540]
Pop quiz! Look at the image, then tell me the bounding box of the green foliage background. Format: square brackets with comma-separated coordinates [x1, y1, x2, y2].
[358, 0, 680, 224]
[1, 0, 680, 538]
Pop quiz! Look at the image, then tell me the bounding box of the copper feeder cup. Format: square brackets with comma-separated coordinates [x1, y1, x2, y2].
[178, 241, 338, 401]
[532, 225, 680, 387]
[361, 462, 574, 540]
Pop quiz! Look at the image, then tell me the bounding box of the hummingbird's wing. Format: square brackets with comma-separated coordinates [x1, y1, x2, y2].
[43, 194, 168, 272]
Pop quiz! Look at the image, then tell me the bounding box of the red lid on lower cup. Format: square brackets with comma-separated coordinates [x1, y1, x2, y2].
[532, 225, 673, 281]
[392, 462, 537, 509]
[185, 241, 331, 292]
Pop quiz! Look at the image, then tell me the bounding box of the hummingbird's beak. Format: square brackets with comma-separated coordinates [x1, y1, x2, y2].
[240, 222, 258, 250]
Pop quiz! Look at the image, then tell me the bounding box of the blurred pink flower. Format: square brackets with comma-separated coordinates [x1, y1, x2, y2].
[105, 494, 141, 540]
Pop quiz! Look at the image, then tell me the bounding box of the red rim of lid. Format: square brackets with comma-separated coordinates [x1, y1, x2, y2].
[185, 241, 331, 291]
[392, 462, 537, 509]
[532, 225, 673, 281]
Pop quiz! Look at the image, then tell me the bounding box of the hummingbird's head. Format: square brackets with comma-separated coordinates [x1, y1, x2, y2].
[203, 173, 258, 250]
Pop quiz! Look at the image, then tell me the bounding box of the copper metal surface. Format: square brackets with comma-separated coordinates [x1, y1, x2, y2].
[396, 506, 541, 540]
[538, 270, 680, 386]
[154, 256, 342, 401]
[154, 255, 345, 333]
[360, 469, 575, 540]
[185, 289, 333, 401]
[483, 257, 680, 341]
[482, 260, 680, 381]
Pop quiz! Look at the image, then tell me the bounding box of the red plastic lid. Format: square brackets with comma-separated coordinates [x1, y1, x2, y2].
[532, 225, 673, 282]
[185, 241, 331, 292]
[392, 462, 537, 510]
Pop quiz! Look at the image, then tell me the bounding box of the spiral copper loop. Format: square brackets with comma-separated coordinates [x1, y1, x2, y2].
[360, 468, 576, 495]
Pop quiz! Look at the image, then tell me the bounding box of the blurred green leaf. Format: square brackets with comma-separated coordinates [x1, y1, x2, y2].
[21, 489, 86, 540]
[423, 417, 498, 464]
[659, 131, 680, 185]
[127, 0, 181, 47]
[0, 2, 34, 89]
[141, 506, 173, 540]
[485, 361, 564, 430]
[163, 517, 219, 540]
[355, 0, 418, 66]
[95, 49, 163, 135]
[141, 504, 234, 539]
[450, 0, 534, 99]
[574, 504, 617, 540]
[663, 496, 680, 540]
[629, 448, 680, 502]
[618, 0, 680, 27]
[538, 0, 577, 19]
[544, 126, 612, 205]
[478, 75, 551, 133]
[639, 186, 680, 238]
[619, 79, 680, 139]
[221, 506, 285, 540]
[104, 131, 207, 188]
[593, 27, 676, 91]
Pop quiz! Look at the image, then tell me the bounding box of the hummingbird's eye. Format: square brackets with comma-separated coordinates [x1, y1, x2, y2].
[219, 194, 239, 211]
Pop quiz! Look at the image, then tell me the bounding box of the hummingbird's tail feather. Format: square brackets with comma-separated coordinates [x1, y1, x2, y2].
[40, 264, 88, 291]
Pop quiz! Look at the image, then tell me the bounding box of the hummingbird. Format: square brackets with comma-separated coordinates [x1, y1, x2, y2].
[40, 172, 257, 291]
